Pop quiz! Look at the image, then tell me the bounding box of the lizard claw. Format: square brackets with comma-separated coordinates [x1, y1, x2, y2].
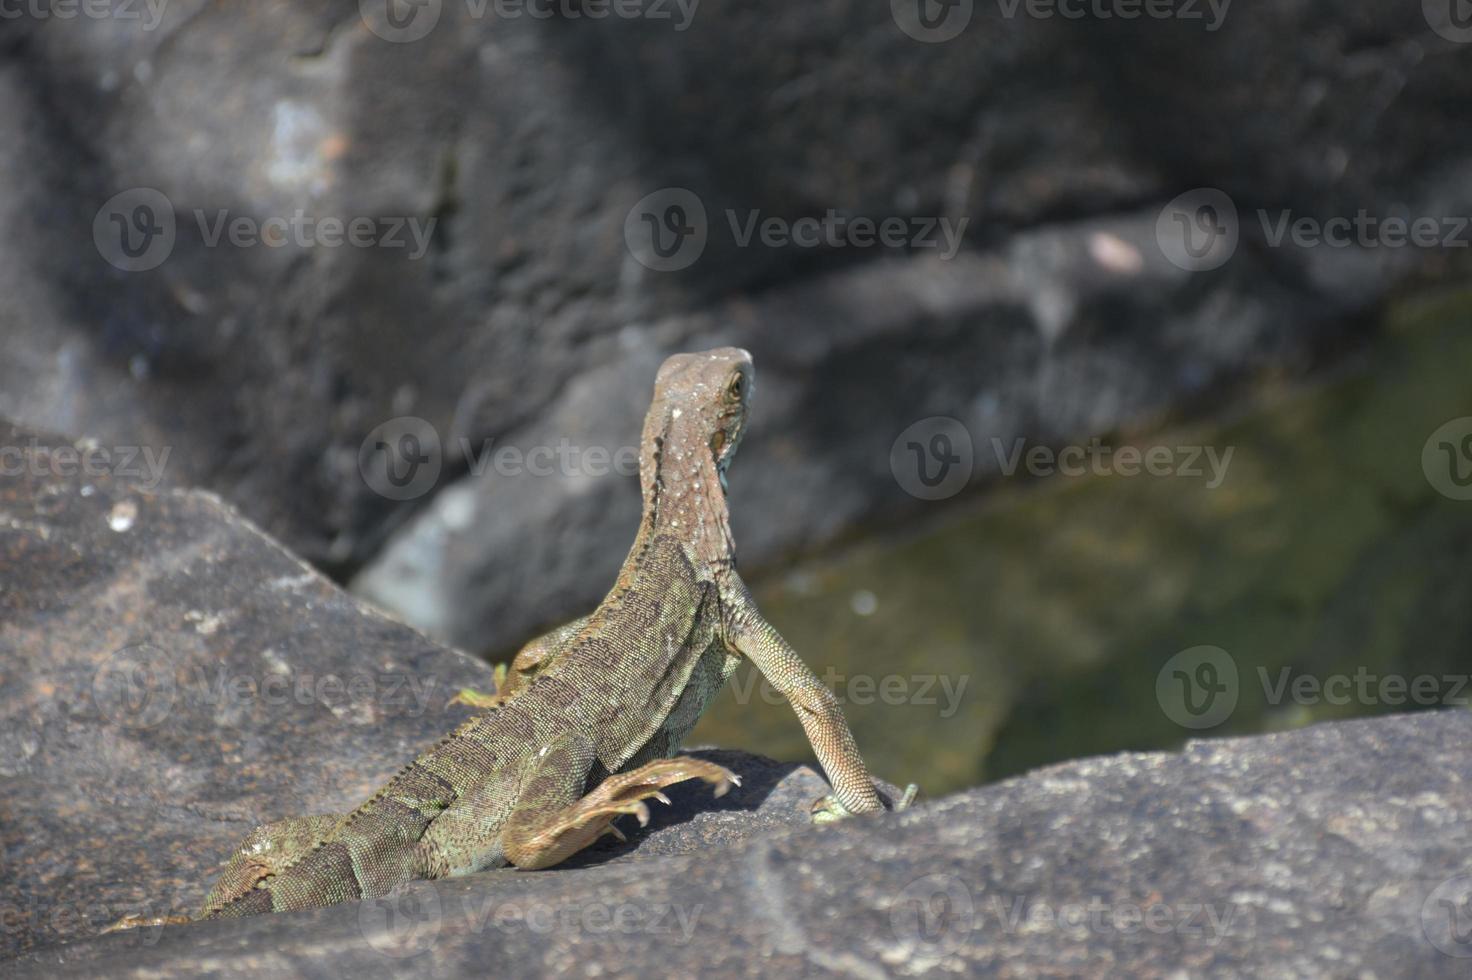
[810, 783, 919, 824]
[102, 912, 192, 933]
[810, 794, 854, 825]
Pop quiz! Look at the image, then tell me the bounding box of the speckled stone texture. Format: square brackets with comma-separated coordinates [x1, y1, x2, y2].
[5, 417, 1472, 977]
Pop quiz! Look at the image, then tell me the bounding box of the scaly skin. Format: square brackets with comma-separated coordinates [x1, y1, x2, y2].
[107, 348, 916, 928]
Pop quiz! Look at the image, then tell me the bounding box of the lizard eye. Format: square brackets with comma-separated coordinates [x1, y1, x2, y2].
[727, 374, 744, 400]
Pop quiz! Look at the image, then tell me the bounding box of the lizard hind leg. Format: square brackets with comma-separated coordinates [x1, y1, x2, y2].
[502, 755, 739, 871]
[199, 814, 344, 916]
[101, 813, 342, 932]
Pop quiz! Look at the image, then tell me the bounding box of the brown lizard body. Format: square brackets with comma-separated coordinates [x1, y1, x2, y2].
[112, 348, 914, 925]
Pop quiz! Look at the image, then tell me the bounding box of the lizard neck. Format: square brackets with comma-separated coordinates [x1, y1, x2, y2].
[636, 428, 736, 572]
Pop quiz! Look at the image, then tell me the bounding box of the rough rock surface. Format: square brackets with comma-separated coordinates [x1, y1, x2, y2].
[0, 419, 878, 957]
[5, 6, 1472, 650]
[6, 418, 1472, 977]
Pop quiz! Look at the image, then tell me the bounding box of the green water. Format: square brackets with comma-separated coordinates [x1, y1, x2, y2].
[690, 292, 1472, 796]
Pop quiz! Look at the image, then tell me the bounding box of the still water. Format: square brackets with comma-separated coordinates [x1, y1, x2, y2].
[692, 292, 1472, 796]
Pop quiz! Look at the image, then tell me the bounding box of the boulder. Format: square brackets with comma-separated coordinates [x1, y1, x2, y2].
[5, 5, 1471, 650]
[5, 419, 1472, 977]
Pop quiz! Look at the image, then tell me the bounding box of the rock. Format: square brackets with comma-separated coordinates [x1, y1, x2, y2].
[0, 418, 488, 956]
[0, 419, 882, 959]
[5, 418, 1472, 975]
[5, 5, 1472, 651]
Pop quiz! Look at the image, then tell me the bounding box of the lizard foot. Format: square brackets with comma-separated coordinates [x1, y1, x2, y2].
[448, 665, 511, 709]
[102, 913, 193, 933]
[810, 782, 919, 825]
[503, 758, 739, 870]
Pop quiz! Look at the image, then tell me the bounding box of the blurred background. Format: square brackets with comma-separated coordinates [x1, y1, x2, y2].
[4, 1, 1472, 797]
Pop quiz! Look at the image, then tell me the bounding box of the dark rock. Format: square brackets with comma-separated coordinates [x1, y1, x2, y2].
[5, 6, 1472, 651]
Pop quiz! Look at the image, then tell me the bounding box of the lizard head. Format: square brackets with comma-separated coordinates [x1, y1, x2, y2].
[641, 347, 753, 517]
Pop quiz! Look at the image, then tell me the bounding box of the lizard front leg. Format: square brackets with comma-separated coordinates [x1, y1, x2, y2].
[721, 573, 918, 822]
[449, 615, 592, 709]
[466, 734, 738, 871]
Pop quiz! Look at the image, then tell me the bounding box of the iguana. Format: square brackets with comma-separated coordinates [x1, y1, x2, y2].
[110, 347, 915, 927]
